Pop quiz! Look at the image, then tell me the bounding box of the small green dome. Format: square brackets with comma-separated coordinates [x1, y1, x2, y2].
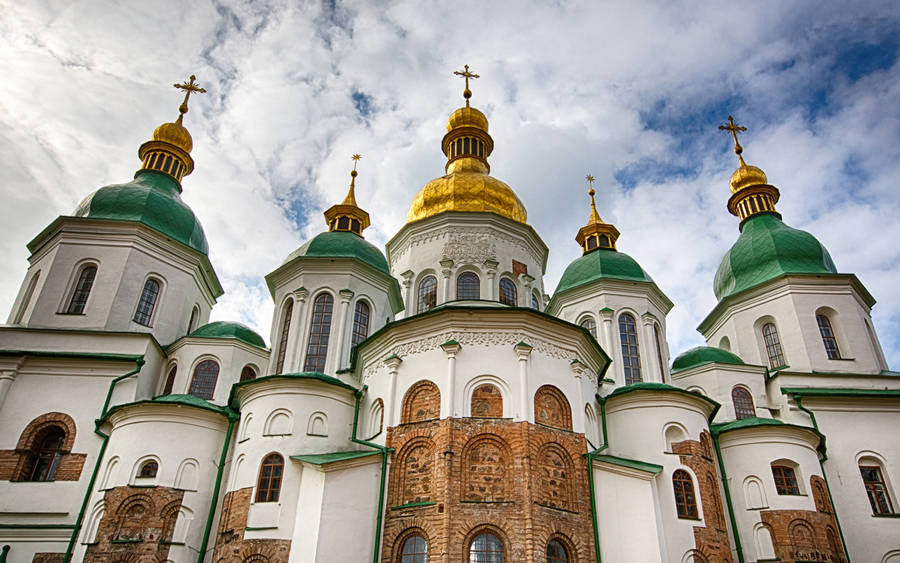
[73, 171, 208, 254]
[190, 321, 266, 348]
[554, 249, 653, 297]
[714, 214, 837, 301]
[672, 346, 745, 372]
[282, 231, 390, 275]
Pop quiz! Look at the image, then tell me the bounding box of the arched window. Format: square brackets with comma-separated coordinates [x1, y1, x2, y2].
[66, 265, 97, 314]
[417, 276, 437, 313]
[256, 453, 284, 502]
[654, 324, 666, 382]
[351, 301, 370, 348]
[816, 314, 841, 359]
[14, 271, 40, 324]
[531, 293, 540, 310]
[133, 278, 160, 326]
[772, 464, 800, 495]
[274, 300, 293, 374]
[188, 359, 219, 400]
[401, 535, 428, 563]
[456, 271, 480, 300]
[859, 463, 894, 514]
[25, 426, 66, 481]
[469, 532, 504, 562]
[162, 365, 177, 395]
[304, 293, 334, 373]
[137, 460, 158, 478]
[240, 365, 257, 382]
[761, 322, 785, 368]
[580, 317, 597, 339]
[619, 313, 642, 385]
[732, 386, 755, 419]
[546, 539, 569, 563]
[188, 305, 200, 334]
[499, 278, 517, 306]
[673, 469, 699, 518]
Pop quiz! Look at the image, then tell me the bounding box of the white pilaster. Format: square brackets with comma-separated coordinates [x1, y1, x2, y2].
[484, 259, 498, 301]
[384, 355, 403, 427]
[440, 340, 462, 418]
[514, 342, 533, 421]
[285, 288, 308, 373]
[440, 259, 453, 304]
[328, 289, 354, 374]
[400, 270, 414, 319]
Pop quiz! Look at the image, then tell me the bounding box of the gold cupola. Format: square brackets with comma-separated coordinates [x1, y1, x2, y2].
[406, 65, 528, 224]
[575, 175, 620, 253]
[137, 75, 206, 185]
[324, 154, 371, 236]
[719, 116, 781, 223]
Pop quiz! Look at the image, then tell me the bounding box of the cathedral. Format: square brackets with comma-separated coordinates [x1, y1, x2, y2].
[0, 69, 898, 563]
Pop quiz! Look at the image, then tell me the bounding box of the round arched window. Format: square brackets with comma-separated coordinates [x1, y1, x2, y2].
[546, 539, 569, 563]
[469, 532, 503, 562]
[400, 534, 428, 563]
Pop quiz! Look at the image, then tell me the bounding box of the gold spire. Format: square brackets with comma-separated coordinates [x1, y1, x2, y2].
[325, 154, 370, 236]
[717, 116, 780, 223]
[138, 74, 207, 185]
[575, 174, 619, 253]
[453, 64, 480, 107]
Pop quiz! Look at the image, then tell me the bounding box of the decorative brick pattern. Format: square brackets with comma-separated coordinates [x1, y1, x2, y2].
[533, 385, 571, 430]
[760, 509, 846, 563]
[213, 487, 292, 563]
[84, 485, 185, 562]
[400, 381, 440, 423]
[382, 418, 594, 562]
[470, 384, 503, 418]
[673, 431, 733, 563]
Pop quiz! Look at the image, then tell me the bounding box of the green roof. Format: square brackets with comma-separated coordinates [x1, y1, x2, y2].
[671, 346, 745, 373]
[714, 214, 837, 301]
[554, 248, 653, 297]
[73, 171, 209, 255]
[190, 321, 266, 349]
[290, 450, 381, 465]
[711, 416, 785, 434]
[589, 453, 663, 474]
[107, 393, 232, 419]
[781, 387, 900, 398]
[282, 231, 390, 275]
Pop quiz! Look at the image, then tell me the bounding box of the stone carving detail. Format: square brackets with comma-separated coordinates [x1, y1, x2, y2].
[393, 227, 542, 267]
[389, 331, 575, 362]
[441, 234, 496, 264]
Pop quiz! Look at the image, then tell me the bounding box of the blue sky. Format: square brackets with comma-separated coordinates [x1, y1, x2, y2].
[1, 1, 898, 366]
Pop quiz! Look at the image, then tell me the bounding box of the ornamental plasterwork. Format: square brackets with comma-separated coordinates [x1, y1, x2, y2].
[441, 234, 496, 264]
[393, 227, 541, 266]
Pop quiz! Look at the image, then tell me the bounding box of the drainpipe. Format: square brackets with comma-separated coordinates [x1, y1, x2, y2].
[584, 394, 610, 563]
[711, 432, 744, 563]
[197, 412, 239, 563]
[352, 385, 394, 563]
[1, 544, 9, 562]
[787, 392, 851, 563]
[65, 357, 145, 562]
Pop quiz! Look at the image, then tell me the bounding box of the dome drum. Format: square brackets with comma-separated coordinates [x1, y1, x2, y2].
[138, 140, 194, 183]
[727, 183, 780, 223]
[442, 126, 494, 172]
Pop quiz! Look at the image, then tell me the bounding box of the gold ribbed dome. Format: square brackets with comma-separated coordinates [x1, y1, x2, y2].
[407, 170, 527, 223]
[729, 164, 767, 193]
[447, 106, 488, 132]
[153, 121, 193, 153]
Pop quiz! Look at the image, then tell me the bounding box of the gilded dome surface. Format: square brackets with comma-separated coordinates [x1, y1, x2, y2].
[729, 164, 767, 193]
[407, 171, 527, 223]
[447, 106, 489, 132]
[153, 121, 193, 153]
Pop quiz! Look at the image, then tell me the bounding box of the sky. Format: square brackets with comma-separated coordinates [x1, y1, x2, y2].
[1, 1, 899, 367]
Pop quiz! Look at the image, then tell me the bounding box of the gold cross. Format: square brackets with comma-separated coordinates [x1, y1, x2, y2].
[174, 75, 207, 119]
[719, 115, 747, 157]
[352, 153, 362, 171]
[586, 174, 596, 193]
[453, 64, 480, 106]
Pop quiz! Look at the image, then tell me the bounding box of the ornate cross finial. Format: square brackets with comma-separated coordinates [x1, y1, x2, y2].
[453, 64, 480, 107]
[352, 153, 362, 171]
[719, 115, 747, 164]
[586, 174, 601, 224]
[173, 75, 207, 123]
[586, 174, 596, 196]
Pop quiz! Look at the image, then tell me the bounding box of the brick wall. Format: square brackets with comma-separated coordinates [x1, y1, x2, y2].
[470, 384, 503, 418]
[760, 507, 845, 563]
[84, 485, 185, 562]
[533, 385, 572, 430]
[0, 411, 85, 481]
[213, 487, 292, 562]
[382, 418, 594, 562]
[31, 554, 65, 562]
[401, 381, 441, 423]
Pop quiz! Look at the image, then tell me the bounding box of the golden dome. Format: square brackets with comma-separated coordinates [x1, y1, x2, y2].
[407, 170, 527, 224]
[447, 106, 489, 132]
[729, 164, 767, 193]
[153, 121, 193, 153]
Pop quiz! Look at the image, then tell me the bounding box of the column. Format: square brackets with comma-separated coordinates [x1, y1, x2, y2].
[327, 289, 354, 374]
[519, 273, 535, 307]
[641, 313, 659, 383]
[0, 367, 19, 410]
[285, 289, 308, 373]
[484, 259, 498, 301]
[598, 308, 616, 384]
[570, 360, 586, 434]
[513, 342, 533, 421]
[440, 340, 462, 418]
[401, 270, 414, 318]
[383, 355, 403, 427]
[440, 259, 453, 304]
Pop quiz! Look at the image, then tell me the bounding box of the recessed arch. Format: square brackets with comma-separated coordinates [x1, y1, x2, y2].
[463, 524, 508, 563]
[307, 411, 328, 436]
[61, 259, 99, 314]
[718, 335, 731, 352]
[743, 475, 768, 509]
[240, 364, 258, 382]
[264, 408, 293, 436]
[273, 296, 294, 374]
[367, 398, 384, 440]
[462, 433, 511, 501]
[663, 422, 689, 452]
[100, 456, 119, 490]
[401, 380, 440, 423]
[130, 455, 161, 485]
[463, 374, 511, 418]
[534, 385, 571, 430]
[175, 458, 199, 491]
[13, 269, 40, 324]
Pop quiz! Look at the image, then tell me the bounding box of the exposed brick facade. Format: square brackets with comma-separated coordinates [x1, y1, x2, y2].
[673, 431, 733, 563]
[401, 381, 441, 423]
[533, 385, 571, 430]
[0, 411, 86, 481]
[84, 485, 185, 562]
[382, 418, 594, 563]
[760, 490, 846, 563]
[470, 384, 503, 418]
[213, 487, 292, 562]
[31, 554, 65, 563]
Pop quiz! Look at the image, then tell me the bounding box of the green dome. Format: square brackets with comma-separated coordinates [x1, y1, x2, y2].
[73, 171, 208, 254]
[672, 346, 745, 372]
[190, 321, 266, 348]
[554, 249, 653, 297]
[282, 231, 390, 275]
[714, 214, 836, 301]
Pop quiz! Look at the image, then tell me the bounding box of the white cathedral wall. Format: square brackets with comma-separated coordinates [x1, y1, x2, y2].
[671, 363, 769, 422]
[593, 463, 665, 563]
[163, 339, 269, 404]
